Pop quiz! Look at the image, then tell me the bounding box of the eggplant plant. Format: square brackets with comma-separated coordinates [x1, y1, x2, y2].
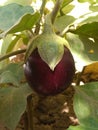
[0, 0, 98, 130]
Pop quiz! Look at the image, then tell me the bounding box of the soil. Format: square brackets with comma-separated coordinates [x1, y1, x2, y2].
[0, 85, 78, 130]
[16, 85, 79, 130]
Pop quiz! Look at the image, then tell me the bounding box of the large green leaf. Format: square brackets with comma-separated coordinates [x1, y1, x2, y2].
[55, 15, 75, 32]
[79, 35, 98, 61]
[71, 13, 98, 29]
[73, 22, 98, 39]
[6, 12, 40, 34]
[0, 83, 32, 130]
[0, 62, 32, 130]
[82, 13, 98, 23]
[74, 82, 98, 126]
[0, 3, 34, 32]
[66, 32, 96, 69]
[68, 82, 98, 130]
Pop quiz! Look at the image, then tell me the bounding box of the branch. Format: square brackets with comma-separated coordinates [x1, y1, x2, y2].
[0, 49, 26, 62]
[34, 0, 47, 34]
[51, 0, 64, 24]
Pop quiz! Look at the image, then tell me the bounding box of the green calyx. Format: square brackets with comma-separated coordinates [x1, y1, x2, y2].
[25, 24, 69, 71]
[38, 33, 64, 71]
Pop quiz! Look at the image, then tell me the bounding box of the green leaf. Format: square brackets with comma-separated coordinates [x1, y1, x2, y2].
[55, 15, 75, 32]
[74, 13, 98, 27]
[6, 32, 30, 52]
[62, 0, 73, 8]
[0, 34, 13, 69]
[7, 12, 40, 34]
[78, 0, 96, 4]
[3, 0, 32, 6]
[0, 34, 13, 55]
[6, 36, 20, 53]
[61, 4, 75, 15]
[60, 0, 74, 14]
[89, 5, 98, 12]
[73, 22, 98, 39]
[70, 82, 98, 130]
[66, 33, 94, 69]
[0, 71, 20, 87]
[0, 63, 24, 86]
[0, 3, 34, 32]
[68, 125, 98, 130]
[68, 23, 98, 63]
[79, 35, 98, 61]
[0, 83, 32, 130]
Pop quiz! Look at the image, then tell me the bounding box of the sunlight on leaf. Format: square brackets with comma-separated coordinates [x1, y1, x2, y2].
[73, 12, 98, 27]
[62, 4, 75, 14]
[69, 0, 90, 18]
[0, 3, 34, 32]
[78, 0, 96, 4]
[0, 34, 13, 55]
[73, 22, 98, 39]
[55, 15, 75, 32]
[2, 0, 32, 6]
[7, 12, 40, 34]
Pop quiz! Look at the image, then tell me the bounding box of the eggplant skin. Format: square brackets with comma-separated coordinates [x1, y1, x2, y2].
[24, 47, 75, 96]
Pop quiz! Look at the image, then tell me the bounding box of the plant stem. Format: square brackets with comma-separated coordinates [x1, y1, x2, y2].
[24, 111, 28, 130]
[35, 0, 47, 34]
[40, 0, 47, 16]
[27, 95, 33, 130]
[51, 0, 64, 24]
[0, 49, 26, 62]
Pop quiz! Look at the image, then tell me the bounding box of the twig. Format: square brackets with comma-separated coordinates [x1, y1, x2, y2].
[51, 0, 64, 24]
[0, 49, 26, 62]
[34, 0, 47, 34]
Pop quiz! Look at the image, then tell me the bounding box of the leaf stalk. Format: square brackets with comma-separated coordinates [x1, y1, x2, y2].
[0, 49, 26, 62]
